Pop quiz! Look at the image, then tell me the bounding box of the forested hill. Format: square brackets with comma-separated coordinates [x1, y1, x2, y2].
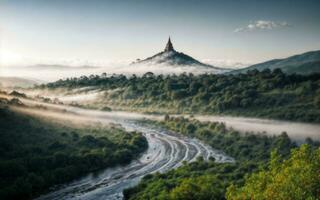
[0, 106, 147, 199]
[40, 69, 320, 122]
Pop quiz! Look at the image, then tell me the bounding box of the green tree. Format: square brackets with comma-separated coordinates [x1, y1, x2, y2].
[169, 175, 224, 200]
[226, 145, 320, 200]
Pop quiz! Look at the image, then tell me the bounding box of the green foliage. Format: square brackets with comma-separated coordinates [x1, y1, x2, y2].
[123, 161, 245, 200]
[226, 145, 320, 200]
[154, 117, 296, 162]
[124, 117, 319, 200]
[40, 69, 320, 122]
[0, 108, 147, 200]
[169, 175, 225, 200]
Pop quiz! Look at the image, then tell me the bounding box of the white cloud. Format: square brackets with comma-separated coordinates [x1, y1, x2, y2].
[234, 20, 290, 33]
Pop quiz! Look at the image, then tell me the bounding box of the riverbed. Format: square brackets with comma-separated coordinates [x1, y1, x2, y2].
[3, 95, 320, 199]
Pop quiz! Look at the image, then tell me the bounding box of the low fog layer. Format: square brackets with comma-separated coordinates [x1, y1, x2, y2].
[9, 95, 162, 123]
[1, 60, 232, 83]
[1, 64, 107, 83]
[15, 96, 320, 143]
[8, 90, 320, 143]
[193, 115, 320, 143]
[0, 77, 41, 88]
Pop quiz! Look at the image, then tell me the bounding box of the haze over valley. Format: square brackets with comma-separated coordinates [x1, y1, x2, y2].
[1, 1, 320, 200]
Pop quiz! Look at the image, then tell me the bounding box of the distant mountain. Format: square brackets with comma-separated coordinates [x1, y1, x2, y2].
[27, 64, 98, 70]
[0, 77, 42, 88]
[132, 38, 230, 73]
[230, 50, 320, 75]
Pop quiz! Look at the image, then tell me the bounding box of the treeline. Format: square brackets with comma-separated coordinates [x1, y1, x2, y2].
[40, 69, 320, 122]
[123, 117, 320, 200]
[0, 107, 148, 200]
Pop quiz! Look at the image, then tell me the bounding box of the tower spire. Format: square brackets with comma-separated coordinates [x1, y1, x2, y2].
[164, 37, 174, 52]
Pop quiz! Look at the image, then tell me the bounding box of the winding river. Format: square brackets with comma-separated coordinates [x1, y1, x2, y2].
[6, 97, 232, 200]
[3, 95, 319, 200]
[35, 121, 233, 200]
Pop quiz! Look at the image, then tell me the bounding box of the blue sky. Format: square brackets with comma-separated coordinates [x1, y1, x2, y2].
[1, 0, 320, 66]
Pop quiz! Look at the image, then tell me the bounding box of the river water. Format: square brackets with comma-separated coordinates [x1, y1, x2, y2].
[20, 101, 232, 200]
[3, 95, 319, 199]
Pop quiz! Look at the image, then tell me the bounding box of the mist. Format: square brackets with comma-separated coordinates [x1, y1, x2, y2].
[8, 95, 161, 125]
[0, 60, 230, 84]
[193, 115, 320, 143]
[6, 91, 320, 143]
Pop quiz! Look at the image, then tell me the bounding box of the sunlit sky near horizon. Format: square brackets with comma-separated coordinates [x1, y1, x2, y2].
[1, 0, 320, 67]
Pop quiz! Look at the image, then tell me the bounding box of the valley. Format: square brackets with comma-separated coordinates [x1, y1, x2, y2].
[1, 87, 319, 199]
[31, 69, 320, 123]
[2, 1, 320, 199]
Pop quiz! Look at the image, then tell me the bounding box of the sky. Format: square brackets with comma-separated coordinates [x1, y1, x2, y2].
[0, 0, 320, 68]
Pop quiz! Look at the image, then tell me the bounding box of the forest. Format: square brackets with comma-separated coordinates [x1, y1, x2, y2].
[0, 107, 148, 200]
[40, 69, 320, 122]
[123, 116, 320, 200]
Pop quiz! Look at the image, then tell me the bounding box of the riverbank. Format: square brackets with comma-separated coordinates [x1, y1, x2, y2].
[123, 116, 320, 200]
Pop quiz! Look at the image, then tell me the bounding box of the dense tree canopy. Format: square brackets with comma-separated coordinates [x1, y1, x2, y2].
[226, 145, 320, 200]
[40, 69, 320, 122]
[123, 117, 319, 200]
[0, 107, 147, 200]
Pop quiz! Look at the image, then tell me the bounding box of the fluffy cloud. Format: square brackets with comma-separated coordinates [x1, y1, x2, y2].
[234, 20, 290, 32]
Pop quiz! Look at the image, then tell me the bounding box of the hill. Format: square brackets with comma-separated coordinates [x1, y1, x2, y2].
[0, 77, 41, 88]
[231, 50, 320, 75]
[40, 70, 320, 123]
[0, 103, 147, 199]
[132, 38, 230, 73]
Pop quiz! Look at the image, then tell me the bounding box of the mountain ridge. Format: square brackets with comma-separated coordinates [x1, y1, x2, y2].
[230, 50, 320, 74]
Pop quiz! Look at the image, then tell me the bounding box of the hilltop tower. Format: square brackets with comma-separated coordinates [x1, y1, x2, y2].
[132, 37, 220, 70]
[164, 37, 175, 52]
